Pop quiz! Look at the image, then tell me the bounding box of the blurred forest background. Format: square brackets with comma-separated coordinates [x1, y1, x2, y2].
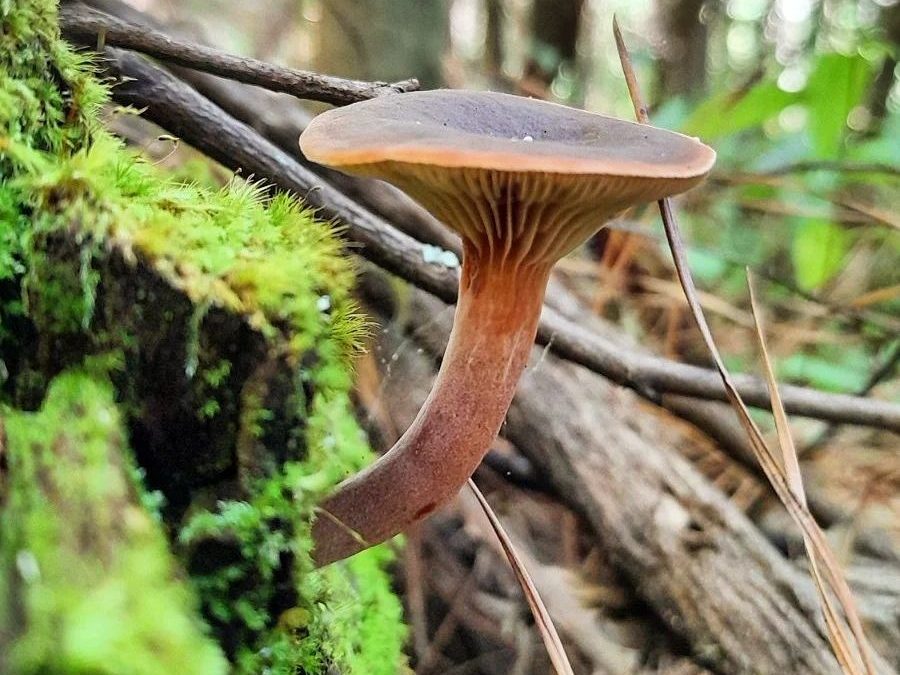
[51, 0, 900, 672]
[132, 0, 899, 400]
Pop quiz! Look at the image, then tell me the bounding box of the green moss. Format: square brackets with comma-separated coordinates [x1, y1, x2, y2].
[6, 133, 366, 364]
[0, 1, 407, 671]
[0, 371, 228, 674]
[0, 0, 106, 168]
[314, 546, 407, 675]
[182, 389, 406, 674]
[2, 146, 408, 671]
[196, 358, 232, 420]
[0, 0, 103, 390]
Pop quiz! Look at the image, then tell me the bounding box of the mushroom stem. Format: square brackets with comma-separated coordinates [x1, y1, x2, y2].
[312, 244, 550, 566]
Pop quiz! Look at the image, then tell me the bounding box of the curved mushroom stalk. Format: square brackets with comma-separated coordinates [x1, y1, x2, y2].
[300, 89, 715, 566]
[313, 245, 550, 566]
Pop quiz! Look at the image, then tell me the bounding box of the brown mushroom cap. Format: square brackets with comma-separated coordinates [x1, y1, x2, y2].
[301, 89, 715, 263]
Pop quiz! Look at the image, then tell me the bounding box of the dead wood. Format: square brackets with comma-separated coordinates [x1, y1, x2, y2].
[59, 4, 419, 105]
[383, 285, 898, 674]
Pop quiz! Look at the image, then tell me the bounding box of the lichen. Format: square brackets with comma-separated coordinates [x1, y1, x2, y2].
[0, 0, 407, 671]
[0, 371, 229, 674]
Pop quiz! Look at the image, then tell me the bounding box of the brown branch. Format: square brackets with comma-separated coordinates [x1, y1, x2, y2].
[65, 1, 457, 253]
[168, 65, 461, 254]
[59, 4, 419, 106]
[90, 47, 900, 433]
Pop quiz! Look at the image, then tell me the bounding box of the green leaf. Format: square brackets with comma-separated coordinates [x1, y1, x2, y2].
[686, 247, 728, 282]
[804, 53, 874, 158]
[683, 79, 798, 138]
[849, 111, 900, 165]
[791, 218, 849, 290]
[778, 350, 869, 392]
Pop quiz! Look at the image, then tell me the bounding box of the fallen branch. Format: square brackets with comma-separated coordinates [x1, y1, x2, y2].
[59, 3, 419, 106]
[372, 285, 899, 672]
[85, 47, 900, 432]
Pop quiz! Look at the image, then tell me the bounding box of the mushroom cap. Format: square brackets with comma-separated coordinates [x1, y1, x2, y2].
[301, 90, 715, 263]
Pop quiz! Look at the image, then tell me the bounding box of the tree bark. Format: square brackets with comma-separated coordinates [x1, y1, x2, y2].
[484, 0, 504, 77]
[525, 0, 584, 97]
[868, 1, 900, 127]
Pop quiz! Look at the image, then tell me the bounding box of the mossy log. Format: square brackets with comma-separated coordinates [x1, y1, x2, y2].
[0, 1, 406, 672]
[0, 372, 228, 674]
[0, 171, 405, 671]
[13, 195, 346, 512]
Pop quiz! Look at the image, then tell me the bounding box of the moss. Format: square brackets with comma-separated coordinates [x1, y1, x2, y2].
[181, 391, 406, 674]
[0, 371, 229, 674]
[6, 134, 365, 363]
[0, 0, 407, 671]
[0, 0, 106, 161]
[0, 0, 104, 393]
[2, 133, 409, 675]
[320, 547, 408, 675]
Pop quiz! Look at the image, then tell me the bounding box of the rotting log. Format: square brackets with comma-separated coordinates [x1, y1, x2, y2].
[1, 0, 405, 663]
[10, 210, 324, 512]
[371, 282, 898, 674]
[0, 372, 228, 674]
[505, 353, 895, 674]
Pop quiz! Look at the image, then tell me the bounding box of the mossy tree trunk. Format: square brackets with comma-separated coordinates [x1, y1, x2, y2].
[0, 1, 406, 673]
[0, 373, 228, 674]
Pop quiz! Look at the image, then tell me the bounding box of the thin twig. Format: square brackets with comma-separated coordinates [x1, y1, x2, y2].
[96, 48, 900, 432]
[59, 4, 419, 106]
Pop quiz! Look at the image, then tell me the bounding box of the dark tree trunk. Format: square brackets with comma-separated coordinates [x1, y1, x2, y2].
[655, 0, 710, 100]
[868, 1, 900, 127]
[314, 0, 448, 89]
[484, 0, 504, 77]
[524, 0, 584, 96]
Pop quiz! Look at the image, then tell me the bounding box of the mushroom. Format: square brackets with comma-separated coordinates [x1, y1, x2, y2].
[300, 90, 715, 566]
